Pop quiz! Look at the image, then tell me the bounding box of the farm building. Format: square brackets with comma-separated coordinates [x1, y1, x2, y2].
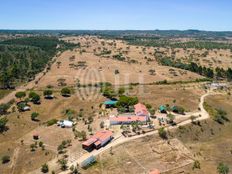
[109, 103, 150, 125]
[159, 105, 167, 113]
[109, 115, 147, 125]
[82, 130, 113, 150]
[104, 100, 118, 108]
[134, 103, 150, 116]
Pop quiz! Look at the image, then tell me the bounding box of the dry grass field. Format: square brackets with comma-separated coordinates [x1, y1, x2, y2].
[129, 84, 205, 112]
[156, 47, 232, 69]
[1, 36, 231, 174]
[166, 94, 232, 174]
[36, 36, 203, 88]
[82, 137, 194, 174]
[0, 90, 105, 174]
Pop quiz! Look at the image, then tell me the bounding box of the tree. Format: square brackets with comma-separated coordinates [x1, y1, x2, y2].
[192, 160, 201, 170]
[172, 106, 185, 114]
[41, 163, 49, 173]
[61, 87, 71, 97]
[15, 91, 26, 99]
[29, 91, 40, 104]
[116, 95, 138, 111]
[0, 103, 10, 115]
[118, 87, 125, 95]
[0, 117, 8, 132]
[31, 112, 39, 121]
[1, 155, 10, 164]
[100, 121, 104, 128]
[70, 165, 80, 174]
[217, 163, 229, 174]
[158, 127, 168, 139]
[43, 89, 53, 96]
[80, 131, 87, 140]
[58, 158, 68, 171]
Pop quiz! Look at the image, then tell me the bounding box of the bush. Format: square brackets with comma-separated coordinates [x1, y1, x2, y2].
[1, 155, 10, 164]
[29, 91, 40, 104]
[61, 87, 71, 97]
[116, 95, 138, 111]
[172, 106, 185, 114]
[43, 90, 53, 96]
[0, 117, 8, 132]
[46, 119, 58, 126]
[217, 162, 229, 174]
[158, 127, 168, 139]
[58, 158, 68, 171]
[41, 163, 49, 173]
[15, 91, 26, 99]
[0, 103, 10, 115]
[31, 112, 39, 121]
[192, 160, 201, 170]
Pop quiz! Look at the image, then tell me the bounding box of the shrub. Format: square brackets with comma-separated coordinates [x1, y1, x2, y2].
[43, 90, 53, 96]
[0, 117, 8, 132]
[0, 103, 10, 115]
[158, 127, 168, 139]
[61, 87, 71, 97]
[1, 155, 10, 164]
[58, 158, 68, 171]
[29, 91, 40, 104]
[46, 119, 58, 126]
[31, 112, 39, 121]
[217, 163, 229, 174]
[15, 91, 26, 99]
[192, 160, 201, 170]
[116, 95, 138, 111]
[41, 163, 49, 173]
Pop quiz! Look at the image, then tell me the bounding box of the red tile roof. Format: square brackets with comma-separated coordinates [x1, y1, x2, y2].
[82, 130, 113, 147]
[149, 169, 160, 174]
[110, 115, 147, 123]
[134, 103, 149, 116]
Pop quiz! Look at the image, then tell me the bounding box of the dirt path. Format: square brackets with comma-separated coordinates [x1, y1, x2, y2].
[10, 147, 20, 174]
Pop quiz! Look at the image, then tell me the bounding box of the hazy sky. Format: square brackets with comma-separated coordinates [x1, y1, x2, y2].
[0, 0, 231, 31]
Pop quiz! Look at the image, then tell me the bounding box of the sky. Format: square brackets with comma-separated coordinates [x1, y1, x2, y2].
[0, 0, 231, 31]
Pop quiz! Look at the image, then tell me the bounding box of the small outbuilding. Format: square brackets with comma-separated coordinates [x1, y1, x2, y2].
[57, 120, 73, 128]
[159, 105, 167, 113]
[104, 100, 118, 108]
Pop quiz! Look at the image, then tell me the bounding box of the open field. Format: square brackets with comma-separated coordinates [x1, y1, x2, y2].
[81, 137, 194, 174]
[167, 93, 232, 174]
[130, 84, 205, 112]
[0, 90, 105, 174]
[36, 36, 204, 88]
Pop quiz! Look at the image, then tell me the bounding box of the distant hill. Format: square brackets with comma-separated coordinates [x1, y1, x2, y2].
[1, 29, 232, 39]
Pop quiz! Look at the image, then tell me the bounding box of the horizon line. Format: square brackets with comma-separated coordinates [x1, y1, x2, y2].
[1, 29, 232, 32]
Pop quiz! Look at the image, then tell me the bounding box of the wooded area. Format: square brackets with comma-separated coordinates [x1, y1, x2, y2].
[0, 36, 78, 89]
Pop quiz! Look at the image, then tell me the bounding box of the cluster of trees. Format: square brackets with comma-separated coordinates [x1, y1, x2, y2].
[124, 36, 232, 51]
[116, 95, 138, 113]
[157, 56, 232, 80]
[0, 36, 77, 89]
[203, 102, 229, 124]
